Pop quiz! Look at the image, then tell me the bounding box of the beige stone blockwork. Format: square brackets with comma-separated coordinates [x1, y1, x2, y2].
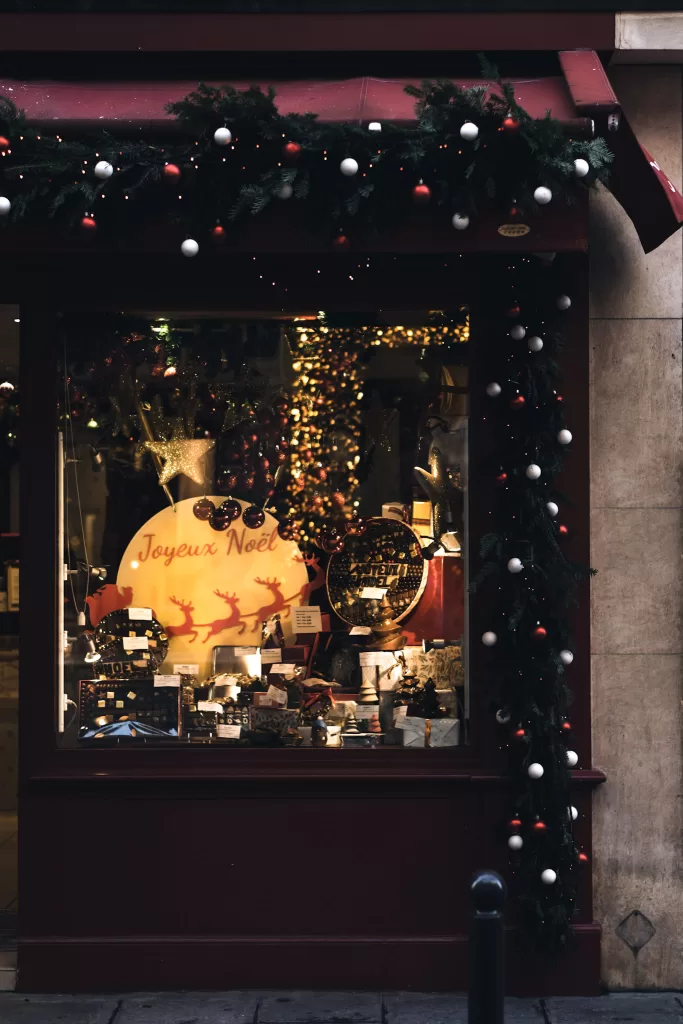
[590, 318, 682, 508]
[592, 655, 683, 988]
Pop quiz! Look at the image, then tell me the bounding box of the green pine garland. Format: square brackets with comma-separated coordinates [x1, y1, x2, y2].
[473, 257, 593, 949]
[0, 60, 612, 244]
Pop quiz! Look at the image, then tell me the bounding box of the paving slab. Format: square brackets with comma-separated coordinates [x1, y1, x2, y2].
[384, 993, 544, 1024]
[0, 995, 118, 1023]
[118, 991, 258, 1024]
[259, 992, 382, 1023]
[545, 994, 683, 1023]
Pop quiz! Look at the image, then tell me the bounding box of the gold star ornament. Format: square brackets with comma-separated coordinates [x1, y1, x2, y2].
[414, 446, 450, 543]
[143, 438, 215, 487]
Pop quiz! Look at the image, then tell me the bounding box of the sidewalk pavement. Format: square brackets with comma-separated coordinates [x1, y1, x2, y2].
[0, 990, 682, 1023]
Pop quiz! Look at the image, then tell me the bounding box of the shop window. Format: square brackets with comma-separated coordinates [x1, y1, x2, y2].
[58, 311, 469, 749]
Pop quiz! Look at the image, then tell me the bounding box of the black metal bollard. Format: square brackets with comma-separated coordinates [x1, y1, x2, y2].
[468, 870, 506, 1024]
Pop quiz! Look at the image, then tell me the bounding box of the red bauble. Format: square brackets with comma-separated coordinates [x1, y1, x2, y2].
[513, 728, 526, 739]
[412, 182, 431, 205]
[344, 514, 367, 537]
[315, 466, 328, 482]
[276, 414, 289, 429]
[510, 395, 526, 409]
[212, 224, 225, 240]
[558, 524, 569, 536]
[505, 304, 521, 318]
[556, 395, 564, 403]
[243, 505, 266, 530]
[562, 721, 573, 733]
[218, 499, 242, 523]
[533, 626, 548, 639]
[578, 852, 589, 864]
[301, 448, 313, 462]
[333, 233, 350, 250]
[193, 497, 215, 521]
[241, 473, 255, 491]
[0, 136, 9, 149]
[163, 163, 181, 179]
[81, 216, 97, 230]
[496, 472, 508, 484]
[310, 495, 324, 511]
[502, 116, 521, 134]
[509, 818, 522, 830]
[275, 450, 287, 465]
[277, 517, 299, 541]
[283, 141, 301, 160]
[533, 821, 547, 832]
[258, 456, 271, 471]
[331, 491, 346, 508]
[209, 507, 232, 531]
[321, 530, 345, 554]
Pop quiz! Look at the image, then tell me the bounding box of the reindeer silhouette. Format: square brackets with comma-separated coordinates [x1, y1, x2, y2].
[295, 553, 326, 604]
[199, 590, 248, 643]
[166, 596, 199, 643]
[246, 577, 290, 631]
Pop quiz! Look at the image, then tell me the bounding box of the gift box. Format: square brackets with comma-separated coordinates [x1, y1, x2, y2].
[429, 718, 460, 747]
[402, 557, 465, 645]
[341, 732, 383, 748]
[249, 706, 299, 735]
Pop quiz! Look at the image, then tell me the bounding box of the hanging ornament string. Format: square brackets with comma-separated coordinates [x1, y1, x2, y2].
[132, 383, 175, 510]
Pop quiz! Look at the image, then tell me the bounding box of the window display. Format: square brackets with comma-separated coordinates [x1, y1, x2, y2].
[58, 312, 468, 748]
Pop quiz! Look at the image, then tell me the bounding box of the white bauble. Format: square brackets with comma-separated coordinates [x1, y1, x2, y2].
[213, 127, 232, 146]
[481, 631, 497, 647]
[525, 464, 542, 480]
[460, 121, 479, 141]
[0, 196, 10, 215]
[277, 183, 293, 200]
[181, 238, 199, 257]
[507, 557, 523, 574]
[486, 382, 502, 397]
[566, 749, 578, 767]
[570, 806, 579, 821]
[557, 429, 572, 445]
[541, 868, 557, 885]
[528, 762, 544, 779]
[508, 835, 523, 851]
[559, 649, 574, 666]
[574, 158, 590, 179]
[340, 157, 359, 177]
[495, 709, 511, 725]
[509, 324, 526, 340]
[546, 501, 559, 517]
[368, 122, 382, 132]
[94, 161, 114, 180]
[534, 186, 552, 205]
[527, 336, 544, 352]
[556, 294, 572, 311]
[452, 213, 470, 230]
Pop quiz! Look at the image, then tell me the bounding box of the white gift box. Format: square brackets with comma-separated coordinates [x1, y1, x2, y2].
[429, 718, 460, 747]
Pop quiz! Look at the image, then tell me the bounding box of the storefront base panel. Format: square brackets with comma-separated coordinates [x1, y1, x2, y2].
[17, 928, 601, 995]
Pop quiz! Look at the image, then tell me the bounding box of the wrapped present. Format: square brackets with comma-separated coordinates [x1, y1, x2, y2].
[429, 718, 460, 747]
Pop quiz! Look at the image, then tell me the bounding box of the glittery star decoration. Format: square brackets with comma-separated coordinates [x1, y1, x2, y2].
[414, 446, 450, 542]
[250, 334, 296, 389]
[143, 437, 215, 486]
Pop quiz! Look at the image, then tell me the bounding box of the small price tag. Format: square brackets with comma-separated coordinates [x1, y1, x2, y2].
[266, 684, 288, 706]
[123, 636, 148, 651]
[355, 705, 379, 721]
[360, 587, 387, 600]
[291, 606, 323, 633]
[197, 701, 222, 714]
[128, 607, 153, 621]
[260, 648, 282, 664]
[394, 705, 408, 724]
[349, 626, 372, 635]
[174, 663, 199, 676]
[359, 651, 394, 667]
[234, 646, 258, 656]
[217, 724, 242, 739]
[269, 664, 297, 676]
[154, 674, 181, 687]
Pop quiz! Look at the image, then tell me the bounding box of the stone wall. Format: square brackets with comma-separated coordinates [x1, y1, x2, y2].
[590, 65, 683, 989]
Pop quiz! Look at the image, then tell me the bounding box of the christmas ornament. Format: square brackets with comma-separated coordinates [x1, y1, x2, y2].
[507, 557, 523, 573]
[193, 497, 215, 521]
[452, 213, 470, 230]
[502, 116, 521, 134]
[533, 820, 547, 832]
[505, 304, 521, 318]
[277, 183, 293, 199]
[496, 472, 508, 484]
[414, 446, 450, 545]
[413, 181, 431, 205]
[333, 233, 350, 250]
[562, 721, 572, 733]
[320, 529, 344, 554]
[218, 498, 242, 523]
[533, 626, 547, 638]
[482, 631, 497, 647]
[574, 158, 590, 178]
[570, 806, 579, 821]
[541, 869, 557, 885]
[546, 501, 559, 517]
[533, 186, 552, 205]
[558, 524, 568, 536]
[331, 491, 346, 508]
[578, 852, 589, 863]
[143, 437, 215, 486]
[486, 382, 502, 397]
[345, 514, 367, 536]
[181, 238, 199, 257]
[358, 677, 379, 704]
[509, 324, 526, 340]
[212, 223, 225, 239]
[557, 429, 572, 445]
[0, 137, 9, 149]
[508, 835, 523, 851]
[460, 121, 479, 141]
[340, 157, 359, 177]
[209, 506, 233, 531]
[0, 197, 10, 215]
[277, 518, 298, 541]
[514, 728, 526, 739]
[525, 464, 542, 480]
[213, 126, 232, 145]
[510, 818, 522, 829]
[556, 294, 572, 311]
[368, 122, 382, 132]
[81, 215, 97, 230]
[559, 649, 574, 665]
[243, 505, 266, 529]
[527, 336, 544, 352]
[94, 160, 114, 179]
[283, 141, 301, 159]
[163, 163, 181, 179]
[510, 395, 525, 409]
[495, 709, 511, 725]
[528, 763, 544, 779]
[566, 749, 578, 767]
